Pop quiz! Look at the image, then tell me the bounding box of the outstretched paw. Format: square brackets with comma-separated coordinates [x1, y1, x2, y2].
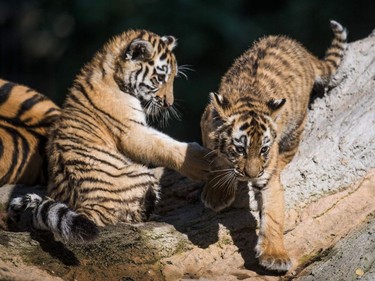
[201, 178, 237, 212]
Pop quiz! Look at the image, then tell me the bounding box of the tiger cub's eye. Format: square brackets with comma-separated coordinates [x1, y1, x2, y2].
[157, 74, 166, 82]
[260, 146, 269, 154]
[235, 146, 245, 154]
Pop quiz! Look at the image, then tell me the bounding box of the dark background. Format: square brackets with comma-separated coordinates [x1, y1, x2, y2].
[0, 0, 374, 143]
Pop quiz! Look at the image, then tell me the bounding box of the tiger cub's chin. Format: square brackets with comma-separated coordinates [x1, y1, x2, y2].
[201, 20, 347, 272]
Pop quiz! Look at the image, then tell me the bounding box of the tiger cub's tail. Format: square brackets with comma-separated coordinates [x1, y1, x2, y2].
[314, 20, 347, 83]
[8, 194, 98, 243]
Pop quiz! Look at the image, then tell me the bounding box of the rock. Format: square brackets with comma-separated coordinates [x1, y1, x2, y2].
[0, 33, 374, 281]
[295, 213, 375, 281]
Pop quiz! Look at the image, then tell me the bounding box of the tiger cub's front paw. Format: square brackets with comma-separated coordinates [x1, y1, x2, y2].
[255, 239, 292, 272]
[201, 176, 237, 212]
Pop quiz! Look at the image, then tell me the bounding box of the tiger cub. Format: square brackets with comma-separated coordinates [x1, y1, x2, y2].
[0, 79, 60, 186]
[9, 30, 209, 242]
[200, 21, 347, 271]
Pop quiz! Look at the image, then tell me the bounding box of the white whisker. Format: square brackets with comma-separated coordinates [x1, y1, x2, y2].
[177, 64, 194, 80]
[204, 150, 217, 158]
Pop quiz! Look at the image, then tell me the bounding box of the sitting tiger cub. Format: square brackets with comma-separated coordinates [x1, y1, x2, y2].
[0, 79, 60, 186]
[9, 30, 209, 242]
[200, 21, 347, 271]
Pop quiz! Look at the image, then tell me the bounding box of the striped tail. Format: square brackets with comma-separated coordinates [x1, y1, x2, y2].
[314, 20, 347, 83]
[8, 194, 98, 243]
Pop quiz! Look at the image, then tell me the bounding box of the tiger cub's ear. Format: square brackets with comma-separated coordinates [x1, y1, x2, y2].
[267, 98, 286, 120]
[210, 92, 230, 119]
[161, 36, 177, 51]
[125, 39, 153, 61]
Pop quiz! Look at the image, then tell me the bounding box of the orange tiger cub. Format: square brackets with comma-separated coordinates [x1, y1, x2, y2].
[0, 79, 60, 186]
[200, 21, 347, 271]
[9, 30, 209, 243]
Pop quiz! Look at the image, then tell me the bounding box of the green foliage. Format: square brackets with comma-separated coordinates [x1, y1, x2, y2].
[0, 0, 374, 141]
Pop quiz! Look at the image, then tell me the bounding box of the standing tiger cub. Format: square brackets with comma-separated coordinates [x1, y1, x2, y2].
[0, 79, 60, 186]
[200, 21, 347, 271]
[9, 30, 209, 242]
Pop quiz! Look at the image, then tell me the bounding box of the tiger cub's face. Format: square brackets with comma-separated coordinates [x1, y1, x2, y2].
[113, 33, 178, 117]
[210, 92, 285, 183]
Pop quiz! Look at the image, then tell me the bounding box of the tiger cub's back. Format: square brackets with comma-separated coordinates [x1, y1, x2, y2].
[0, 79, 60, 186]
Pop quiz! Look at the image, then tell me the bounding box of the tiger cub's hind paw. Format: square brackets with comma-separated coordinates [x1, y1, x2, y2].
[8, 194, 42, 220]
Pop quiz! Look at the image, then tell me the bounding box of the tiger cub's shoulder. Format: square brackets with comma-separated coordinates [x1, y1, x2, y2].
[0, 79, 60, 186]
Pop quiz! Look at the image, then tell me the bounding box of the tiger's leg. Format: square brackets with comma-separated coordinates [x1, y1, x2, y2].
[75, 164, 160, 226]
[255, 167, 291, 272]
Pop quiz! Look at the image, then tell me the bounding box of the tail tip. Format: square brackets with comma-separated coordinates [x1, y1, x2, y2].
[330, 19, 348, 41]
[70, 215, 99, 243]
[330, 20, 342, 30]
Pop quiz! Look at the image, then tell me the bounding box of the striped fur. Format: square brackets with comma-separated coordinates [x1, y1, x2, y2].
[0, 79, 60, 186]
[9, 30, 209, 243]
[200, 21, 347, 271]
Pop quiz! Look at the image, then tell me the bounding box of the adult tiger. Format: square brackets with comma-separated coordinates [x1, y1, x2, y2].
[200, 21, 347, 271]
[9, 30, 209, 243]
[0, 79, 60, 186]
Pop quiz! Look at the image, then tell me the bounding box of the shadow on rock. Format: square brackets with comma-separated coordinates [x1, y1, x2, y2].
[156, 170, 280, 274]
[30, 231, 80, 266]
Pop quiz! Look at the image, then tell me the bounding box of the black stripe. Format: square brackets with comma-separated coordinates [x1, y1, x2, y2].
[135, 66, 143, 78]
[57, 140, 128, 164]
[84, 66, 94, 90]
[78, 176, 114, 185]
[58, 123, 105, 142]
[329, 42, 344, 51]
[239, 122, 250, 131]
[143, 65, 150, 78]
[128, 118, 146, 126]
[67, 150, 124, 170]
[56, 134, 86, 145]
[39, 200, 55, 227]
[64, 159, 91, 166]
[16, 94, 47, 117]
[160, 52, 167, 61]
[0, 125, 20, 185]
[84, 168, 155, 179]
[334, 36, 346, 43]
[97, 51, 107, 78]
[74, 82, 126, 126]
[17, 129, 30, 178]
[84, 203, 117, 213]
[325, 51, 342, 58]
[259, 61, 294, 82]
[81, 196, 126, 204]
[74, 82, 129, 134]
[325, 58, 339, 68]
[0, 138, 3, 159]
[139, 82, 153, 90]
[83, 205, 114, 225]
[0, 82, 15, 105]
[45, 107, 60, 115]
[56, 206, 70, 233]
[60, 114, 101, 136]
[251, 47, 266, 75]
[79, 180, 152, 194]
